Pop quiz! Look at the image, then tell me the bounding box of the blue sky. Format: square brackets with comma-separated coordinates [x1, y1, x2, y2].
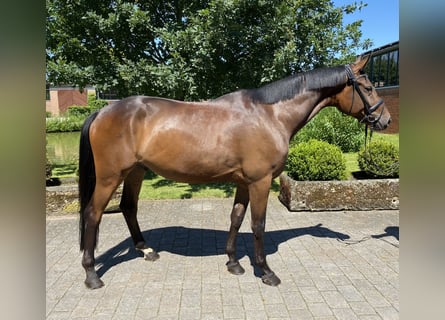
[333, 0, 399, 50]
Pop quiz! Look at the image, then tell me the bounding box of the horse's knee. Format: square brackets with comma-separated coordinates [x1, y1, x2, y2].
[251, 220, 265, 239]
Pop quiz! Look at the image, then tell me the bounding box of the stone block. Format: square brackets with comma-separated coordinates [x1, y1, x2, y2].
[278, 174, 399, 211]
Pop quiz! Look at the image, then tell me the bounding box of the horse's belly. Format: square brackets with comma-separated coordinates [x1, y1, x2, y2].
[142, 151, 240, 184]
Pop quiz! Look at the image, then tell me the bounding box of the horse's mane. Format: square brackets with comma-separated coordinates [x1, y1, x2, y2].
[248, 65, 346, 104]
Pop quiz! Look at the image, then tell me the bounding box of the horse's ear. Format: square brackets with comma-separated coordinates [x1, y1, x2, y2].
[351, 55, 370, 73]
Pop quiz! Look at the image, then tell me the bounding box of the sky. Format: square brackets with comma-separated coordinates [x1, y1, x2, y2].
[333, 0, 399, 51]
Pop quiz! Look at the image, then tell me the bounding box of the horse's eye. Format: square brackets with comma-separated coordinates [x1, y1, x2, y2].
[365, 86, 372, 92]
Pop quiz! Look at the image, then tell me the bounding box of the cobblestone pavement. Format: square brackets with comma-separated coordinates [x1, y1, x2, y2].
[46, 198, 399, 319]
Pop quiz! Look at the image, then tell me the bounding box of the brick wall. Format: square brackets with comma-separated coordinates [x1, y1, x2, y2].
[57, 90, 88, 114]
[376, 87, 399, 134]
[46, 87, 94, 116]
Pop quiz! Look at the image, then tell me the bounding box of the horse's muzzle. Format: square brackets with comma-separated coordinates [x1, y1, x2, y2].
[373, 116, 392, 131]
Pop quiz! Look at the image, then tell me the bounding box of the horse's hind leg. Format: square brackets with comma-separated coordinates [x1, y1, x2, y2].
[82, 177, 122, 289]
[120, 166, 159, 261]
[226, 184, 249, 275]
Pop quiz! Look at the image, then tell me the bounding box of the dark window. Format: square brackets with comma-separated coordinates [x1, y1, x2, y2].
[46, 84, 50, 100]
[97, 90, 120, 100]
[388, 50, 399, 86]
[364, 46, 399, 88]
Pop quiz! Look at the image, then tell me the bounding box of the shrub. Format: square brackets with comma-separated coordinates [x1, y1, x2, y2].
[46, 117, 85, 133]
[286, 139, 347, 181]
[293, 107, 365, 152]
[88, 93, 108, 112]
[357, 140, 399, 178]
[67, 105, 92, 118]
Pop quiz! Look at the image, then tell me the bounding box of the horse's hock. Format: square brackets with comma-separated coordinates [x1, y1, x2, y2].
[278, 173, 399, 211]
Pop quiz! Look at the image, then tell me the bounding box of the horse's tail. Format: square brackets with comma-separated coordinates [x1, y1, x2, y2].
[78, 111, 99, 251]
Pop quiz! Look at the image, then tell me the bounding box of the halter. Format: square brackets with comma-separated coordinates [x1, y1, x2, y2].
[344, 64, 384, 126]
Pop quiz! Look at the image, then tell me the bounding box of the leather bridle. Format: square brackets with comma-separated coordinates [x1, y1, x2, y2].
[345, 64, 384, 127]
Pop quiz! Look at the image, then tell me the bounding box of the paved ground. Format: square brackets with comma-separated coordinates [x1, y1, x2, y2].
[46, 197, 399, 319]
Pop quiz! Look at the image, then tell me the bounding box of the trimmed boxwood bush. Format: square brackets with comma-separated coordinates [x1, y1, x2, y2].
[358, 141, 399, 178]
[286, 139, 347, 181]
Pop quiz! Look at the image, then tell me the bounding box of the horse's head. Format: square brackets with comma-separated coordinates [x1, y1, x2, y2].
[336, 56, 392, 131]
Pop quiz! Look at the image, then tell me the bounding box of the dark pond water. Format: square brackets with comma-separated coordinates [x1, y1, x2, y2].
[46, 132, 80, 165]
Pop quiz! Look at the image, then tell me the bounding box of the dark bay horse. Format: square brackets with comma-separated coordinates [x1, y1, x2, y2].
[79, 56, 391, 289]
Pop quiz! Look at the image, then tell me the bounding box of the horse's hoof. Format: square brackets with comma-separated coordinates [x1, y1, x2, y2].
[226, 261, 245, 275]
[261, 272, 281, 286]
[84, 277, 104, 289]
[136, 246, 160, 261]
[144, 251, 160, 261]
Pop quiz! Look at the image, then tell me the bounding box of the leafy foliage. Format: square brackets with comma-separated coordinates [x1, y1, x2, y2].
[357, 140, 399, 178]
[66, 106, 92, 118]
[46, 0, 372, 100]
[87, 93, 108, 112]
[46, 117, 86, 133]
[286, 139, 347, 181]
[293, 107, 365, 152]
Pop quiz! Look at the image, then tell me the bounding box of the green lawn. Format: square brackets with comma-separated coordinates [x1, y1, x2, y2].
[138, 171, 281, 200]
[139, 174, 236, 199]
[372, 132, 399, 147]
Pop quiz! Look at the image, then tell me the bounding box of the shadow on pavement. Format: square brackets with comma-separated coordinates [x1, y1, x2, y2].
[372, 226, 399, 241]
[96, 224, 350, 278]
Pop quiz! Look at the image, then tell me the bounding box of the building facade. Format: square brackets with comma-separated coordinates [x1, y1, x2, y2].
[363, 41, 399, 133]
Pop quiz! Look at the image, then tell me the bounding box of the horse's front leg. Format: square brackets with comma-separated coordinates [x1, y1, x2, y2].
[248, 176, 281, 286]
[226, 184, 249, 275]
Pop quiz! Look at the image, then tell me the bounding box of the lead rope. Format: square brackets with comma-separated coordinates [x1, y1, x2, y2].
[337, 235, 399, 248]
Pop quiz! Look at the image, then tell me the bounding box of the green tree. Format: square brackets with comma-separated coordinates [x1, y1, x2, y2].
[46, 0, 372, 100]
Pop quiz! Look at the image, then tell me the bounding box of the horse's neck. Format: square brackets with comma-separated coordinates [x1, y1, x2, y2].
[272, 90, 334, 140]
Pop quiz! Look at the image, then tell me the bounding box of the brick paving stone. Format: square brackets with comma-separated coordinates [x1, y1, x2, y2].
[307, 302, 333, 317]
[332, 307, 359, 320]
[46, 197, 398, 319]
[337, 285, 365, 302]
[349, 301, 377, 316]
[358, 316, 381, 320]
[321, 290, 349, 309]
[300, 286, 325, 303]
[374, 306, 399, 320]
